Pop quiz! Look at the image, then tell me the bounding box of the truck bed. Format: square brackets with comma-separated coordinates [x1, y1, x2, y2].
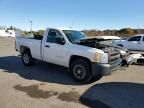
[17, 34, 43, 40]
[16, 36, 42, 60]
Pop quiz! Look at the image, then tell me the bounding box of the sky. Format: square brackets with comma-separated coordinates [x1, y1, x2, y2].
[0, 0, 144, 31]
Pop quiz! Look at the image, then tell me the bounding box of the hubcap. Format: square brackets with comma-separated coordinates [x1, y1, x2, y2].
[23, 54, 29, 64]
[73, 65, 86, 80]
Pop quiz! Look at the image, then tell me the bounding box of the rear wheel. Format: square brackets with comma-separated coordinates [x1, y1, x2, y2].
[70, 59, 92, 83]
[22, 50, 34, 66]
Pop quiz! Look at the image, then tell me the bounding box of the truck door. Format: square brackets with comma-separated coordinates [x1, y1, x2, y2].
[43, 29, 67, 66]
[126, 36, 141, 51]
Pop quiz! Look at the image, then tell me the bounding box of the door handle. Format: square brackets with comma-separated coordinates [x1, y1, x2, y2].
[45, 45, 50, 48]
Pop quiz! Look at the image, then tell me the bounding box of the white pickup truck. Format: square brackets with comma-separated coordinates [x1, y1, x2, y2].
[16, 28, 121, 83]
[114, 34, 144, 54]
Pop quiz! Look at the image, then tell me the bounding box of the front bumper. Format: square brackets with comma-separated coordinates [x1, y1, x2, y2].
[91, 59, 121, 76]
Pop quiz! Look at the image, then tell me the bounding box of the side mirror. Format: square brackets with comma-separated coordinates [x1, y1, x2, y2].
[56, 37, 65, 45]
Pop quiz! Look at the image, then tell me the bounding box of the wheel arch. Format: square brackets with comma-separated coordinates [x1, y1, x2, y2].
[69, 55, 92, 67]
[20, 46, 31, 54]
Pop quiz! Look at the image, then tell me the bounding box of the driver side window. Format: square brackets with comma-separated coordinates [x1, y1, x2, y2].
[128, 36, 141, 41]
[47, 29, 63, 43]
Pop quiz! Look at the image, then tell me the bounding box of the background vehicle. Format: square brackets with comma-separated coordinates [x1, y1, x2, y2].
[114, 34, 144, 54]
[15, 28, 121, 83]
[0, 30, 15, 37]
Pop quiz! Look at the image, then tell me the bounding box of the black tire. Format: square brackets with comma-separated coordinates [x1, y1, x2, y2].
[21, 50, 35, 66]
[70, 59, 92, 83]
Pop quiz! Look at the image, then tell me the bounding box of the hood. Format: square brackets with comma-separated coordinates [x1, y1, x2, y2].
[78, 38, 111, 49]
[77, 37, 129, 55]
[77, 38, 117, 53]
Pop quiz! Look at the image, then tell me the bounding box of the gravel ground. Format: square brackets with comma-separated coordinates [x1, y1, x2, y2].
[0, 37, 144, 108]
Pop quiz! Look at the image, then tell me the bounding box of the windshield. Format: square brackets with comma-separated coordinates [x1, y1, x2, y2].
[63, 30, 87, 43]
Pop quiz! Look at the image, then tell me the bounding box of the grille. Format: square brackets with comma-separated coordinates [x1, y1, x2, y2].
[109, 50, 120, 64]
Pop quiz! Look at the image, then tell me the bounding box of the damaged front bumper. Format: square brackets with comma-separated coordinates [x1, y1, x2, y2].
[91, 58, 122, 76]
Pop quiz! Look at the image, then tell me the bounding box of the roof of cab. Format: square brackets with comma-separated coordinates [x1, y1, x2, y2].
[46, 27, 77, 31]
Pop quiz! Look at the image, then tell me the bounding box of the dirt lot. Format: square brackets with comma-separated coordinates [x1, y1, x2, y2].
[0, 37, 144, 108]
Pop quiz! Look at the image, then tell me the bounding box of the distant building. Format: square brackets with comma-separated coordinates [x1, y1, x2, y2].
[0, 30, 15, 37]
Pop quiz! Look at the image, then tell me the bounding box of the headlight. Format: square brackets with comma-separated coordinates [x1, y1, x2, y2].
[94, 53, 100, 63]
[103, 48, 109, 53]
[94, 52, 108, 63]
[100, 53, 109, 63]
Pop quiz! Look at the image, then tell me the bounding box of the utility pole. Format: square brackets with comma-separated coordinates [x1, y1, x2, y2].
[30, 20, 33, 35]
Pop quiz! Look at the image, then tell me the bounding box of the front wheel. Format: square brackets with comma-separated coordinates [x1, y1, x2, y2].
[70, 59, 92, 83]
[22, 50, 35, 66]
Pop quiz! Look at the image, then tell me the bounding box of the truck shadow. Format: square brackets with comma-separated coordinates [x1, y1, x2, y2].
[0, 56, 101, 85]
[79, 82, 144, 108]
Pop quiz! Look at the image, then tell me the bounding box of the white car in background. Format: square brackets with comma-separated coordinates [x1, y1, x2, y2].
[112, 35, 144, 64]
[114, 34, 144, 54]
[0, 30, 15, 37]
